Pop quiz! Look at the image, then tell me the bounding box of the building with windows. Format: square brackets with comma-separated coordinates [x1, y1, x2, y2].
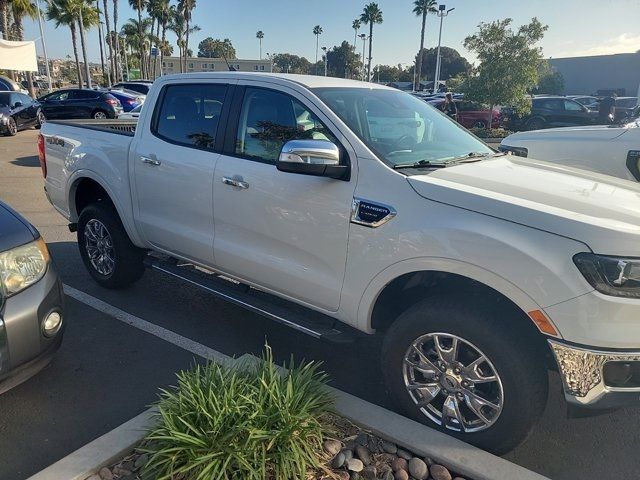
[162, 57, 272, 75]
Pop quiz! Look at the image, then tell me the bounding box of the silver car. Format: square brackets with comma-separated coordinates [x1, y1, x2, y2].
[0, 201, 64, 394]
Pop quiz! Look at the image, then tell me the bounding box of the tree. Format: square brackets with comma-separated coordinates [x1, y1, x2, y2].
[351, 18, 360, 47]
[47, 0, 83, 87]
[177, 0, 196, 72]
[128, 0, 149, 77]
[326, 41, 361, 78]
[11, 0, 37, 94]
[112, 0, 121, 80]
[271, 53, 311, 74]
[197, 37, 236, 58]
[360, 2, 383, 82]
[462, 18, 548, 128]
[533, 60, 565, 95]
[415, 46, 471, 81]
[256, 30, 264, 59]
[312, 25, 322, 74]
[0, 0, 10, 41]
[76, 0, 99, 88]
[148, 0, 170, 78]
[102, 0, 115, 83]
[412, 0, 437, 90]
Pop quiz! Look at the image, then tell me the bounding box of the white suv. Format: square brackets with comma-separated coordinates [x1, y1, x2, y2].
[40, 73, 640, 453]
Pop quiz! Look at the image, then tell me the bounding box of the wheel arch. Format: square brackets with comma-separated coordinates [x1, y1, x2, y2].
[359, 258, 559, 355]
[68, 173, 144, 246]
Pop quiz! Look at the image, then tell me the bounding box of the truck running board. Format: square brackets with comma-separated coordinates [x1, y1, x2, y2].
[144, 256, 358, 344]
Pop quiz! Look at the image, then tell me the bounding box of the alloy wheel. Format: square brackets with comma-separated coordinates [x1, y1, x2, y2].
[7, 118, 17, 135]
[402, 332, 504, 433]
[93, 111, 107, 119]
[37, 111, 45, 126]
[84, 219, 116, 276]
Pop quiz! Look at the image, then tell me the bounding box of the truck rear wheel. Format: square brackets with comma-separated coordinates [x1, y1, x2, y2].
[381, 296, 548, 454]
[77, 202, 145, 289]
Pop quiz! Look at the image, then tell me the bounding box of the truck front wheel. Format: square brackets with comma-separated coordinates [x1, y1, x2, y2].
[77, 202, 145, 289]
[381, 296, 548, 454]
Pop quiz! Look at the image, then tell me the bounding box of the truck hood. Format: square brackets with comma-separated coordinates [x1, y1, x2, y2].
[407, 155, 640, 256]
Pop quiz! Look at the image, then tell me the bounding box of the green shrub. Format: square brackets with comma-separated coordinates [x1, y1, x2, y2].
[142, 346, 333, 480]
[469, 127, 511, 139]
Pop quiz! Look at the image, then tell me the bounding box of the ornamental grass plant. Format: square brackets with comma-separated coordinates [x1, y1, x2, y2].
[142, 346, 334, 480]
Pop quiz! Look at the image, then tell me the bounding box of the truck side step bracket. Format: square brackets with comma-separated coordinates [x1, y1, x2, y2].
[144, 256, 358, 344]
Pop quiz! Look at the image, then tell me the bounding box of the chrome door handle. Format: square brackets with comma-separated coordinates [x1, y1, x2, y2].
[141, 156, 161, 166]
[222, 176, 249, 189]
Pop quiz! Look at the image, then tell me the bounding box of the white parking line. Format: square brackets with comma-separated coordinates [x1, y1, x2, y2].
[63, 284, 232, 364]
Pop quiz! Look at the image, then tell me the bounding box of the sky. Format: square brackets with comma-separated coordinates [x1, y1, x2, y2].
[21, 0, 640, 67]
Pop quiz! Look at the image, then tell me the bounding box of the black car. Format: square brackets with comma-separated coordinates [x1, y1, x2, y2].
[112, 81, 152, 95]
[0, 74, 23, 92]
[0, 201, 64, 394]
[503, 96, 599, 131]
[38, 89, 123, 120]
[0, 91, 44, 136]
[614, 97, 639, 123]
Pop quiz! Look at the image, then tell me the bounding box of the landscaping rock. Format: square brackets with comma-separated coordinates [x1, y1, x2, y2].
[112, 467, 132, 477]
[382, 441, 398, 454]
[453, 477, 466, 480]
[430, 464, 453, 480]
[396, 448, 412, 460]
[367, 437, 381, 453]
[323, 439, 342, 456]
[342, 448, 354, 462]
[86, 475, 101, 480]
[347, 458, 364, 472]
[98, 467, 113, 480]
[333, 472, 350, 480]
[408, 457, 429, 480]
[134, 453, 149, 469]
[381, 469, 395, 480]
[331, 451, 346, 469]
[356, 432, 369, 446]
[354, 445, 372, 465]
[391, 457, 408, 472]
[394, 470, 409, 480]
[121, 460, 135, 472]
[424, 456, 435, 466]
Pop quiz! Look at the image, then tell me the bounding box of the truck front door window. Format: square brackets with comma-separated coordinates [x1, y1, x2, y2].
[154, 84, 227, 150]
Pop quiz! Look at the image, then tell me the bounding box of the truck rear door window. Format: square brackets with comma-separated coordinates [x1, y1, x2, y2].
[154, 84, 227, 150]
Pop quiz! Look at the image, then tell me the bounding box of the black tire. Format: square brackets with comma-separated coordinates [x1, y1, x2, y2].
[35, 109, 45, 129]
[381, 296, 548, 454]
[77, 202, 145, 289]
[92, 110, 108, 119]
[472, 120, 487, 129]
[525, 117, 545, 131]
[5, 117, 17, 136]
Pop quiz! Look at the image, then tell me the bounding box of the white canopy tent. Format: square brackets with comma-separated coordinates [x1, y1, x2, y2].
[0, 39, 37, 72]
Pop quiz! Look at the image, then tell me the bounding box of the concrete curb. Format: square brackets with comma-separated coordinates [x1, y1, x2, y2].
[28, 353, 549, 480]
[27, 407, 157, 480]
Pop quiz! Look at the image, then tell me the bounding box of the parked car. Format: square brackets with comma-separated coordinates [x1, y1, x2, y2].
[567, 95, 600, 110]
[500, 119, 640, 180]
[102, 89, 144, 112]
[614, 96, 639, 123]
[40, 72, 640, 453]
[117, 103, 142, 120]
[0, 74, 28, 94]
[0, 200, 64, 394]
[112, 81, 152, 95]
[427, 99, 501, 129]
[38, 89, 123, 119]
[0, 91, 45, 136]
[502, 96, 599, 130]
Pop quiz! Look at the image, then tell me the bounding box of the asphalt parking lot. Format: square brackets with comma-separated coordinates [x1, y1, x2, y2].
[1, 129, 639, 480]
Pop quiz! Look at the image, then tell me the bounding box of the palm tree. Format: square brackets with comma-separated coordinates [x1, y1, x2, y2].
[128, 0, 148, 77]
[256, 30, 264, 60]
[102, 0, 115, 83]
[360, 2, 383, 82]
[156, 0, 170, 76]
[412, 0, 437, 91]
[11, 0, 37, 94]
[113, 0, 121, 80]
[148, 0, 167, 77]
[177, 0, 195, 73]
[76, 0, 99, 88]
[352, 19, 360, 48]
[47, 0, 83, 87]
[168, 6, 184, 71]
[0, 0, 10, 40]
[312, 25, 322, 75]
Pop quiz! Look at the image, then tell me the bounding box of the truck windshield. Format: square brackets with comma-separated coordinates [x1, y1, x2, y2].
[313, 87, 493, 168]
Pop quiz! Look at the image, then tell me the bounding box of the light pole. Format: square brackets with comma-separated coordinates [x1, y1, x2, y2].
[433, 5, 454, 93]
[359, 33, 368, 81]
[321, 46, 327, 76]
[35, 0, 52, 92]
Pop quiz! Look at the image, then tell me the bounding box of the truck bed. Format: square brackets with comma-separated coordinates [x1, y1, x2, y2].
[47, 119, 137, 136]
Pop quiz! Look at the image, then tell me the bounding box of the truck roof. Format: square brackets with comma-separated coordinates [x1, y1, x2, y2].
[157, 72, 392, 90]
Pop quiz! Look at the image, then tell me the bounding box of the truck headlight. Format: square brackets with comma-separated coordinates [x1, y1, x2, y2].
[0, 238, 50, 296]
[574, 253, 640, 298]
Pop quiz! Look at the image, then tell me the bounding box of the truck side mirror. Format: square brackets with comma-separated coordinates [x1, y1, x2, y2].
[276, 139, 348, 180]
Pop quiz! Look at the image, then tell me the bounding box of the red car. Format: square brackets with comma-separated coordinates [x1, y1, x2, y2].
[427, 99, 501, 129]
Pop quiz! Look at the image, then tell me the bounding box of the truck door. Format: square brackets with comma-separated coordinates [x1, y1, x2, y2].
[131, 81, 231, 264]
[212, 84, 356, 311]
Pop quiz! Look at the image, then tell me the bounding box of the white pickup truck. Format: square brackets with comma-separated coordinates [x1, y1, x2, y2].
[500, 118, 640, 181]
[40, 73, 640, 453]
